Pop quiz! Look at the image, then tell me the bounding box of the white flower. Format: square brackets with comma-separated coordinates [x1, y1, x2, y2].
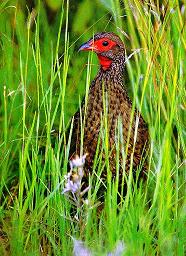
[62, 179, 80, 194]
[72, 238, 92, 256]
[62, 154, 88, 195]
[70, 154, 88, 169]
[107, 240, 126, 256]
[181, 5, 185, 14]
[72, 238, 126, 256]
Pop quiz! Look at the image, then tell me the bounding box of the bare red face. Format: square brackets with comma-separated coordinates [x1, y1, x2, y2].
[79, 37, 117, 71]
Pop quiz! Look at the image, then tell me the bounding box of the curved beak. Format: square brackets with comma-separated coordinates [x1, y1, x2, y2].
[78, 40, 95, 52]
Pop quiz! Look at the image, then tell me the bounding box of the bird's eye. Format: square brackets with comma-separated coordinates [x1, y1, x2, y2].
[102, 41, 109, 46]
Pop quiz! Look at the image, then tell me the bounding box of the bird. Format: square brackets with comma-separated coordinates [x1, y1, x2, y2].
[70, 32, 149, 182]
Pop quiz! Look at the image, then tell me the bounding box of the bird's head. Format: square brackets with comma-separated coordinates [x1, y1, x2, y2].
[79, 32, 125, 71]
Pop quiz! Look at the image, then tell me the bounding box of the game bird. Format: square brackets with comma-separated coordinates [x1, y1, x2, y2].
[70, 32, 149, 180]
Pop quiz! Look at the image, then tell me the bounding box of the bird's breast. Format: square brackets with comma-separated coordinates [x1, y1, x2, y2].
[76, 74, 149, 172]
[83, 77, 133, 148]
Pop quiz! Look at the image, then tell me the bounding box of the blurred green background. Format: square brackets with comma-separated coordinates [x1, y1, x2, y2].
[1, 0, 185, 127]
[0, 1, 186, 254]
[0, 0, 186, 205]
[0, 0, 121, 126]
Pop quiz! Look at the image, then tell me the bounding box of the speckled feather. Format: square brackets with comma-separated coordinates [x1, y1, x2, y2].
[70, 32, 149, 178]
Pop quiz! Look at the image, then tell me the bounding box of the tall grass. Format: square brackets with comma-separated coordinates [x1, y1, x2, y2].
[0, 0, 185, 255]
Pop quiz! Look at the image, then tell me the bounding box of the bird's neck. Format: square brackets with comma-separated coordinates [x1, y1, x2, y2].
[97, 56, 125, 85]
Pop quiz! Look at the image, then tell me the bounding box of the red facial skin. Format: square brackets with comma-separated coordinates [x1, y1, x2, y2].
[97, 55, 112, 71]
[80, 37, 117, 71]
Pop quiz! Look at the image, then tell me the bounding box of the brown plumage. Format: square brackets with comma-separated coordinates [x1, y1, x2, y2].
[70, 32, 149, 180]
